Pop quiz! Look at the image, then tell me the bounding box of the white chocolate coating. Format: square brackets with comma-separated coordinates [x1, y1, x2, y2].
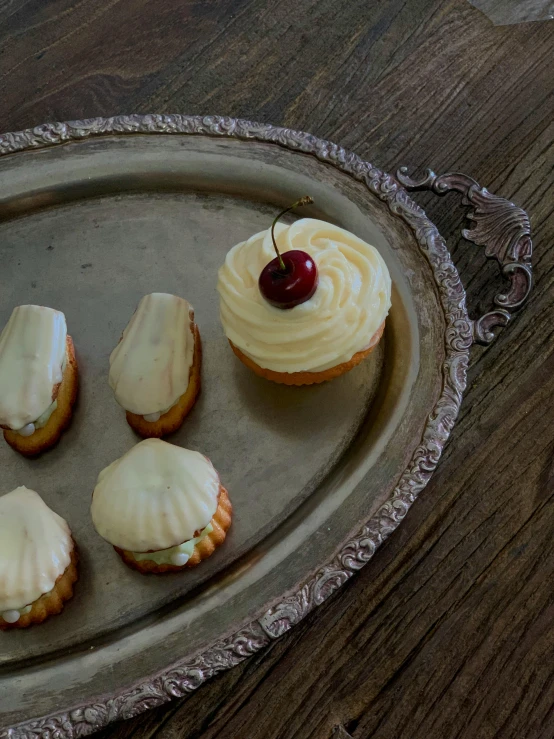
[218, 218, 392, 373]
[0, 305, 67, 430]
[91, 439, 220, 552]
[109, 293, 195, 416]
[0, 487, 73, 612]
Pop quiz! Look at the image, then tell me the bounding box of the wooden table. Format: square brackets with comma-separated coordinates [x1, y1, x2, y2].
[1, 1, 553, 737]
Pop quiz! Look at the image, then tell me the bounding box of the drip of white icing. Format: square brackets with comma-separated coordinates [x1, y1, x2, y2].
[2, 610, 21, 623]
[18, 423, 36, 437]
[1, 605, 32, 623]
[143, 412, 161, 423]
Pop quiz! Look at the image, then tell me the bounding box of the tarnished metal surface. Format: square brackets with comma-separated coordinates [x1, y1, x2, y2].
[0, 116, 475, 736]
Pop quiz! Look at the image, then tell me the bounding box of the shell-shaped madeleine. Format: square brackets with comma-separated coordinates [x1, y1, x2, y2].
[108, 293, 195, 416]
[0, 305, 67, 429]
[91, 439, 220, 552]
[0, 487, 73, 612]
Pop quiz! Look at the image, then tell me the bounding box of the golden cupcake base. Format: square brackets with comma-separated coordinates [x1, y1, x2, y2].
[230, 320, 385, 386]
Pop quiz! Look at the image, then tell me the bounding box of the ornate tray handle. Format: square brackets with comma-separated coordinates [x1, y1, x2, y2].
[396, 168, 533, 344]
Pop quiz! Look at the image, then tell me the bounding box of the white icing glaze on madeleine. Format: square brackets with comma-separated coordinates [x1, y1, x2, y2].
[0, 487, 72, 612]
[0, 305, 67, 430]
[218, 218, 391, 373]
[109, 293, 195, 416]
[91, 439, 220, 552]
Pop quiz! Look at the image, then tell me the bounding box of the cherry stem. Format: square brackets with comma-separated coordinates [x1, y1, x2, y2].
[271, 195, 314, 272]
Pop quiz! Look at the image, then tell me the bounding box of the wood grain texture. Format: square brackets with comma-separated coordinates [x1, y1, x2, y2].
[1, 0, 553, 737]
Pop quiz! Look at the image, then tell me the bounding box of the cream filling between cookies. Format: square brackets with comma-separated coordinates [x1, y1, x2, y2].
[130, 523, 213, 566]
[218, 218, 392, 373]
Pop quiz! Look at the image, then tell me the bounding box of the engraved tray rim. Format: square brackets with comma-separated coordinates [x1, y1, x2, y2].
[0, 115, 471, 738]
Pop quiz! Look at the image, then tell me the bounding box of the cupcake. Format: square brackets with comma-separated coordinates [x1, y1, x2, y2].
[0, 487, 78, 630]
[217, 204, 392, 386]
[0, 305, 78, 456]
[90, 438, 232, 573]
[109, 293, 201, 437]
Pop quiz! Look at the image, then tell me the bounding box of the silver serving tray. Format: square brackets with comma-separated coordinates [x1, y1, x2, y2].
[0, 116, 533, 737]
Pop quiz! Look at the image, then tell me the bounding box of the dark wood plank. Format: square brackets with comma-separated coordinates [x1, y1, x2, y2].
[1, 0, 553, 737]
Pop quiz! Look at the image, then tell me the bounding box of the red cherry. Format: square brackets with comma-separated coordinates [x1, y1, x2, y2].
[259, 250, 318, 309]
[259, 195, 317, 310]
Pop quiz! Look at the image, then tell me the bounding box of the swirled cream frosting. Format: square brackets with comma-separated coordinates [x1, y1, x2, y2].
[91, 439, 220, 552]
[109, 293, 195, 416]
[0, 305, 67, 430]
[0, 487, 73, 612]
[217, 218, 392, 373]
